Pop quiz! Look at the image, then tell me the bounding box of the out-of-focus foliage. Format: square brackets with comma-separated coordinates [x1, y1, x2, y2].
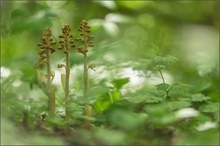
[1, 0, 219, 145]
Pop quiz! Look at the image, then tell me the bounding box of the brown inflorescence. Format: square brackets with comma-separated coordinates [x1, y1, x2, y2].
[76, 20, 95, 55]
[58, 25, 75, 54]
[37, 28, 56, 70]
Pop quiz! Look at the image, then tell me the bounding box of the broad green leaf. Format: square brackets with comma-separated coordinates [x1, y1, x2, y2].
[156, 83, 170, 91]
[107, 109, 146, 130]
[19, 62, 36, 82]
[167, 101, 191, 111]
[168, 84, 191, 98]
[112, 77, 129, 89]
[160, 113, 177, 124]
[194, 81, 211, 92]
[125, 95, 146, 104]
[145, 96, 164, 103]
[144, 103, 168, 115]
[94, 99, 111, 112]
[144, 103, 178, 124]
[199, 103, 219, 113]
[87, 86, 109, 99]
[109, 90, 121, 102]
[11, 8, 27, 18]
[93, 90, 122, 112]
[191, 94, 210, 102]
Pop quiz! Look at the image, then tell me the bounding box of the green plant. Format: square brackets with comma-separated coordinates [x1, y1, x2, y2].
[57, 25, 75, 120]
[76, 20, 95, 128]
[37, 28, 56, 118]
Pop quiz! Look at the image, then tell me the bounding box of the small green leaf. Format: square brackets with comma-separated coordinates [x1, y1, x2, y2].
[109, 90, 121, 102]
[169, 84, 191, 98]
[156, 83, 170, 91]
[93, 90, 122, 112]
[145, 95, 164, 103]
[167, 101, 191, 111]
[154, 65, 166, 70]
[191, 94, 210, 102]
[94, 99, 111, 112]
[112, 77, 129, 89]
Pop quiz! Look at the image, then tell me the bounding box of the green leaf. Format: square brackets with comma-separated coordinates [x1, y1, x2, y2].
[144, 103, 179, 124]
[125, 95, 146, 104]
[19, 62, 36, 82]
[109, 90, 121, 102]
[125, 92, 164, 104]
[154, 65, 166, 70]
[167, 101, 191, 111]
[194, 81, 211, 92]
[152, 55, 178, 67]
[94, 98, 111, 112]
[145, 95, 164, 103]
[93, 90, 122, 112]
[107, 109, 146, 130]
[11, 8, 27, 18]
[144, 103, 168, 115]
[156, 83, 170, 91]
[199, 103, 219, 113]
[132, 59, 151, 70]
[191, 94, 210, 102]
[87, 86, 109, 99]
[168, 84, 191, 98]
[112, 77, 129, 89]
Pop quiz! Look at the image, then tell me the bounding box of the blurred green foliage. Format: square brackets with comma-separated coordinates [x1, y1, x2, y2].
[1, 0, 219, 145]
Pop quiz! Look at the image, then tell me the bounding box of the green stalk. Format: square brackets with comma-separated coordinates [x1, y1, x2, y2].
[38, 28, 56, 118]
[76, 20, 95, 129]
[83, 53, 88, 97]
[84, 47, 92, 130]
[158, 69, 165, 84]
[47, 49, 55, 118]
[65, 51, 71, 119]
[58, 25, 75, 120]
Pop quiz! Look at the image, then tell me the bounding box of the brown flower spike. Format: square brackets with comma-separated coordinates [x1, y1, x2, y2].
[76, 20, 95, 55]
[37, 28, 56, 118]
[58, 25, 75, 120]
[38, 28, 56, 70]
[58, 25, 75, 54]
[76, 20, 95, 129]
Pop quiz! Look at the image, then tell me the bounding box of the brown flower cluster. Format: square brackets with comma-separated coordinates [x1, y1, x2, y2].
[76, 20, 95, 55]
[37, 28, 56, 69]
[58, 25, 75, 54]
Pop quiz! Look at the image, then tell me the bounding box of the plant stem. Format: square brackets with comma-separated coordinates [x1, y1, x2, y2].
[83, 53, 88, 97]
[47, 50, 55, 118]
[84, 50, 92, 129]
[158, 69, 165, 84]
[65, 52, 71, 119]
